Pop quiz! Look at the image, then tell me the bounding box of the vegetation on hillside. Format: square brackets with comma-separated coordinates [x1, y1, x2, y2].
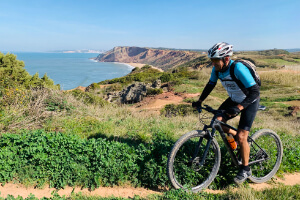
[0, 52, 60, 94]
[0, 51, 299, 199]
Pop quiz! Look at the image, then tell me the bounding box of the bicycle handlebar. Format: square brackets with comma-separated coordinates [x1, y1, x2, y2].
[196, 105, 221, 115]
[196, 104, 266, 114]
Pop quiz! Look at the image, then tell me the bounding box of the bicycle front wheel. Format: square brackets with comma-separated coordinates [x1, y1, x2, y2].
[248, 129, 283, 183]
[167, 130, 221, 192]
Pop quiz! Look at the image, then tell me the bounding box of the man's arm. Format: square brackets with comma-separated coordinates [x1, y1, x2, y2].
[193, 67, 218, 107]
[192, 80, 217, 108]
[198, 80, 217, 102]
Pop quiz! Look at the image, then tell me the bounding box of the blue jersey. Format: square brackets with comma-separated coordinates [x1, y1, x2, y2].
[210, 60, 256, 103]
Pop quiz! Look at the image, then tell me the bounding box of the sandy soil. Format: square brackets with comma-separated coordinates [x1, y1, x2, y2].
[133, 92, 200, 112]
[126, 62, 164, 72]
[0, 184, 160, 199]
[1, 173, 299, 198]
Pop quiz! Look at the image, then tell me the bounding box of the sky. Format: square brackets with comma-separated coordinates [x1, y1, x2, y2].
[0, 0, 299, 52]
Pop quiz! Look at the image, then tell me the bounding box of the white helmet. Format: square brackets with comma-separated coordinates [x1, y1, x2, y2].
[208, 42, 233, 58]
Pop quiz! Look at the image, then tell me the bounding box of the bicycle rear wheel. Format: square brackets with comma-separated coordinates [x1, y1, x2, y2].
[248, 129, 283, 183]
[167, 130, 221, 192]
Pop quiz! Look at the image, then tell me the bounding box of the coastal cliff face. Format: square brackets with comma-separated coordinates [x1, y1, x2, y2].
[95, 46, 203, 71]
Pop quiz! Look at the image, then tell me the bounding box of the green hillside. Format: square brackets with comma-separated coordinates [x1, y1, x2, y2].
[0, 50, 299, 199]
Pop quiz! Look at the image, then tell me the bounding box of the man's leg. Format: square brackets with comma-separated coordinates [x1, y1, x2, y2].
[217, 98, 238, 136]
[234, 128, 252, 184]
[237, 129, 250, 166]
[216, 116, 237, 136]
[233, 99, 260, 184]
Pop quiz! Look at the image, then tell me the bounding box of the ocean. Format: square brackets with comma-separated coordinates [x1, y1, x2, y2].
[9, 52, 134, 90]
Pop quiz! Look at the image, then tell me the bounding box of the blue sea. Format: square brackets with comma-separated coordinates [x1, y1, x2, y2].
[9, 52, 134, 90]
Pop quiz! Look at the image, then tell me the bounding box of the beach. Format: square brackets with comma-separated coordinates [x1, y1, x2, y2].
[122, 62, 164, 72]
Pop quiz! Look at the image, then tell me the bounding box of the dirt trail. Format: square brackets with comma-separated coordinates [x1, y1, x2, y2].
[133, 92, 200, 113]
[1, 173, 299, 198]
[0, 184, 160, 199]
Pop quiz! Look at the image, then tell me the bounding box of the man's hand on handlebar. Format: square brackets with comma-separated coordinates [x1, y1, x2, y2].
[192, 100, 202, 108]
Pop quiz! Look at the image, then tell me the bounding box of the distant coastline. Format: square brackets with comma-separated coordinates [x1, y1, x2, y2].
[90, 58, 164, 72]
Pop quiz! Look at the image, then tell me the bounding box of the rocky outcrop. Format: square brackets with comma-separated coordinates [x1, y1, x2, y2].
[103, 81, 162, 104]
[119, 82, 148, 104]
[95, 46, 203, 71]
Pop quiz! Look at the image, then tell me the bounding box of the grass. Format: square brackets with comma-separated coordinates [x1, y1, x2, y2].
[259, 70, 300, 87]
[256, 58, 298, 67]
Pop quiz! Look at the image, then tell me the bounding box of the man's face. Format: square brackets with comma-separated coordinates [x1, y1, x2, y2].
[211, 58, 224, 72]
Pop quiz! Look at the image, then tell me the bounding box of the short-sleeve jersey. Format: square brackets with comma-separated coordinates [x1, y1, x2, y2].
[210, 60, 256, 103]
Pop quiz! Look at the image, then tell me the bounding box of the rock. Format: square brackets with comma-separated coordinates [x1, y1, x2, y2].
[286, 106, 300, 116]
[105, 92, 120, 102]
[119, 82, 147, 104]
[152, 80, 161, 89]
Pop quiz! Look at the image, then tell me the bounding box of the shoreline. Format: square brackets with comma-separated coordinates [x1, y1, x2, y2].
[125, 62, 164, 72]
[69, 60, 164, 91]
[90, 58, 163, 72]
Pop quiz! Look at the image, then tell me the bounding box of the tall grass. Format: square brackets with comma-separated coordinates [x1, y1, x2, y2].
[259, 70, 300, 87]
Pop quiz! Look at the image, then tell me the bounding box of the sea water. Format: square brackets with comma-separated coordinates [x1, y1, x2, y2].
[9, 52, 133, 90]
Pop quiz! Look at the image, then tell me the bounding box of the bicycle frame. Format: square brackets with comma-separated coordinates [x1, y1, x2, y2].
[196, 106, 270, 168]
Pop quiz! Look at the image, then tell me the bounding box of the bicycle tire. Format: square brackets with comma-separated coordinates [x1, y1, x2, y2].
[248, 129, 283, 183]
[167, 130, 221, 192]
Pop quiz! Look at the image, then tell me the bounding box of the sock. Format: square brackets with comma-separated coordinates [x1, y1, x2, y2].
[242, 165, 250, 171]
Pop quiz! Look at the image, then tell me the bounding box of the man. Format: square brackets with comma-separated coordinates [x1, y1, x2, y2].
[192, 42, 260, 184]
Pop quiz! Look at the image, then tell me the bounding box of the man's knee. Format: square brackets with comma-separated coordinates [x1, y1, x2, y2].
[237, 129, 249, 144]
[216, 116, 226, 122]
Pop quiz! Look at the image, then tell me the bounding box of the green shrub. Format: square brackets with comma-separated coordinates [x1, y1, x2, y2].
[89, 83, 101, 90]
[141, 65, 152, 70]
[105, 83, 123, 92]
[44, 96, 74, 112]
[71, 90, 107, 106]
[0, 52, 59, 91]
[146, 88, 163, 96]
[0, 130, 299, 190]
[159, 73, 173, 83]
[160, 104, 196, 117]
[99, 67, 163, 86]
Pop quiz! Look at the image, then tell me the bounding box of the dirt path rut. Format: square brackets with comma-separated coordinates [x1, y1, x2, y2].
[1, 173, 299, 198]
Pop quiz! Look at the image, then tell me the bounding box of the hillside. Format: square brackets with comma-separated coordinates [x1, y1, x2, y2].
[94, 46, 205, 71]
[1, 51, 300, 199]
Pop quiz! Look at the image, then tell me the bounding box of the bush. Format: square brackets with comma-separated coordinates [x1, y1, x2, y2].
[0, 52, 59, 91]
[0, 129, 299, 190]
[160, 73, 173, 83]
[160, 104, 196, 117]
[146, 88, 163, 96]
[71, 89, 107, 106]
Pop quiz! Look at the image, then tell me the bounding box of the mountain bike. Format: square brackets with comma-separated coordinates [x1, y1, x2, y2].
[167, 104, 283, 192]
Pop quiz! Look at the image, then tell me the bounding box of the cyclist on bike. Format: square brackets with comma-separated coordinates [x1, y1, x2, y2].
[192, 42, 260, 184]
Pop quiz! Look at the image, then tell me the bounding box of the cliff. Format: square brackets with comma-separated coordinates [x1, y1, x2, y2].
[95, 46, 204, 71]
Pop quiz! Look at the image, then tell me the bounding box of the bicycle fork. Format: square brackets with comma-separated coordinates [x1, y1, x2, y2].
[189, 130, 213, 167]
